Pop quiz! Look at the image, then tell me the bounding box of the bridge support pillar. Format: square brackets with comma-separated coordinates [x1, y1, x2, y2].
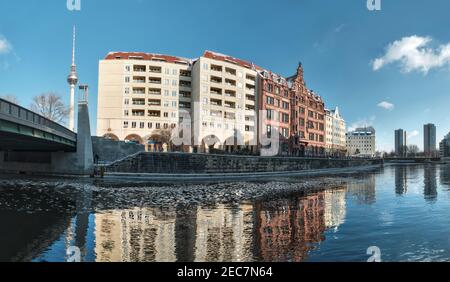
[75, 100, 94, 175]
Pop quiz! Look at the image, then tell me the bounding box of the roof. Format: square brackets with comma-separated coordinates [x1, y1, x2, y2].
[202, 50, 261, 71]
[104, 52, 192, 65]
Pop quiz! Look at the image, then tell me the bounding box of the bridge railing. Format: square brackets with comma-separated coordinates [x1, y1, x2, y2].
[0, 98, 76, 142]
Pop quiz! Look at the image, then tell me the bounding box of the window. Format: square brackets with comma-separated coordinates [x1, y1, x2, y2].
[140, 122, 145, 129]
[132, 122, 137, 129]
[203, 63, 208, 70]
[164, 79, 170, 85]
[202, 97, 208, 105]
[164, 90, 169, 96]
[172, 91, 177, 97]
[165, 68, 170, 75]
[125, 65, 131, 72]
[124, 87, 130, 95]
[266, 109, 272, 120]
[172, 101, 177, 107]
[172, 80, 177, 86]
[123, 121, 129, 128]
[164, 112, 169, 118]
[125, 76, 130, 83]
[267, 83, 273, 92]
[124, 99, 129, 105]
[148, 122, 153, 129]
[172, 69, 178, 75]
[282, 113, 289, 123]
[124, 110, 129, 116]
[156, 123, 161, 129]
[267, 125, 272, 138]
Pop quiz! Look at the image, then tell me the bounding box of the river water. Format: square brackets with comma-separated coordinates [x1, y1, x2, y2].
[0, 164, 449, 262]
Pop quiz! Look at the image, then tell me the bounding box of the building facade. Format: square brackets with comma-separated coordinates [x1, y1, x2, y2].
[97, 52, 193, 151]
[346, 127, 376, 157]
[424, 123, 437, 156]
[394, 129, 407, 157]
[97, 52, 331, 157]
[191, 51, 258, 153]
[325, 107, 346, 156]
[257, 70, 291, 155]
[288, 64, 326, 157]
[440, 133, 450, 159]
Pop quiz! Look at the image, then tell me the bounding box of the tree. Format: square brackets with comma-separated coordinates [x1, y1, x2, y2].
[0, 95, 19, 104]
[148, 128, 173, 151]
[407, 145, 420, 157]
[30, 92, 69, 124]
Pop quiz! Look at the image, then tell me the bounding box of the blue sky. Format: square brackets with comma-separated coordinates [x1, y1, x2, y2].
[0, 0, 449, 152]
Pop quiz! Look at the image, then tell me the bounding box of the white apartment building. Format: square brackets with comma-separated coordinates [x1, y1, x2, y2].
[325, 107, 346, 156]
[97, 52, 192, 148]
[346, 127, 376, 157]
[191, 51, 258, 152]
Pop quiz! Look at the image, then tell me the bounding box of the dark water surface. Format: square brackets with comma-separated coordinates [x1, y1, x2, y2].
[1, 164, 450, 262]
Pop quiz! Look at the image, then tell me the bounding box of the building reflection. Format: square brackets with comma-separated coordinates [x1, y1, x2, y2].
[324, 187, 347, 230]
[423, 165, 437, 201]
[194, 204, 254, 262]
[440, 164, 450, 189]
[394, 166, 408, 195]
[93, 190, 348, 262]
[254, 192, 327, 262]
[347, 175, 376, 204]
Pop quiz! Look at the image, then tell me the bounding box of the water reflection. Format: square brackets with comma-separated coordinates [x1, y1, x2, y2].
[2, 164, 450, 262]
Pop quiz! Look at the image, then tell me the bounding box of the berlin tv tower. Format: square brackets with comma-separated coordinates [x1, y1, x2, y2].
[67, 26, 78, 131]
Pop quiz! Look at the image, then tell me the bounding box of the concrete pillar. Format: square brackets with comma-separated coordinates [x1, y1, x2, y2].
[76, 99, 94, 175]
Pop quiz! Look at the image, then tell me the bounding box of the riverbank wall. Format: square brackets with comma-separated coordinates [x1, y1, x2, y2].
[104, 152, 383, 175]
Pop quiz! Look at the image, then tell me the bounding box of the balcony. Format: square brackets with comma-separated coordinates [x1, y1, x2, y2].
[148, 110, 161, 117]
[148, 88, 161, 95]
[224, 90, 236, 98]
[224, 112, 236, 120]
[180, 91, 191, 98]
[133, 65, 146, 72]
[132, 87, 146, 94]
[224, 101, 236, 108]
[180, 70, 191, 77]
[132, 98, 145, 105]
[149, 66, 162, 73]
[210, 110, 223, 117]
[246, 74, 256, 81]
[210, 98, 222, 107]
[210, 76, 222, 84]
[180, 80, 191, 87]
[148, 77, 162, 84]
[210, 87, 222, 96]
[211, 64, 223, 72]
[225, 67, 236, 76]
[132, 110, 145, 117]
[148, 99, 161, 106]
[225, 78, 236, 87]
[246, 105, 255, 111]
[179, 102, 191, 109]
[133, 76, 146, 83]
[246, 95, 255, 101]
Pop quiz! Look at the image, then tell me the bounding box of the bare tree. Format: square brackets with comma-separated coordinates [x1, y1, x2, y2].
[0, 95, 19, 104]
[30, 92, 69, 123]
[407, 145, 420, 157]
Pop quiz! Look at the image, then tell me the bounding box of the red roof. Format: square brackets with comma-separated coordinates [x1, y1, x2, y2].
[104, 52, 191, 64]
[202, 50, 261, 71]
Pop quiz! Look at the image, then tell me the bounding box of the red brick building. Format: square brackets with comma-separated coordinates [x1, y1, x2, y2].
[257, 70, 291, 155]
[288, 63, 326, 156]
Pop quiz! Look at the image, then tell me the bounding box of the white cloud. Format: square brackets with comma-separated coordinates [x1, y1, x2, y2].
[372, 35, 450, 74]
[408, 130, 419, 138]
[377, 101, 395, 111]
[0, 36, 12, 54]
[348, 116, 376, 132]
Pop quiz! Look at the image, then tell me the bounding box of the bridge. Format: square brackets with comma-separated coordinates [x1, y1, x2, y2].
[0, 97, 93, 175]
[0, 98, 76, 152]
